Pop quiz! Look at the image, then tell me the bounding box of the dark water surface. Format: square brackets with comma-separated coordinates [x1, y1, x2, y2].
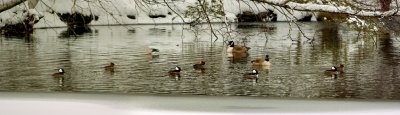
[0, 22, 399, 100]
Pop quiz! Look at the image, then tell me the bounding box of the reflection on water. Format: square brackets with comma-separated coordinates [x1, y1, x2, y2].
[59, 26, 97, 38]
[0, 22, 399, 100]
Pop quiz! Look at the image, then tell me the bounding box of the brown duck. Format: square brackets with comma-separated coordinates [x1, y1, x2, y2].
[104, 62, 115, 72]
[193, 61, 205, 72]
[251, 55, 271, 66]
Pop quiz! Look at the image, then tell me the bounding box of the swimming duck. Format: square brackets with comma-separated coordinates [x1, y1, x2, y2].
[147, 48, 160, 55]
[251, 55, 271, 66]
[52, 68, 65, 77]
[324, 64, 345, 77]
[242, 69, 259, 82]
[104, 62, 115, 72]
[227, 41, 250, 59]
[324, 66, 339, 78]
[168, 66, 182, 80]
[52, 69, 65, 86]
[193, 61, 205, 72]
[226, 41, 249, 54]
[336, 64, 345, 73]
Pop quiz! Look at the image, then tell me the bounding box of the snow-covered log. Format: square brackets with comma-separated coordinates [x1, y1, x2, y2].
[253, 0, 400, 17]
[0, 9, 43, 36]
[0, 0, 27, 13]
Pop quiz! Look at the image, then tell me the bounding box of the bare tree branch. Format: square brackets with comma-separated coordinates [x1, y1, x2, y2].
[197, 0, 219, 42]
[163, 0, 186, 23]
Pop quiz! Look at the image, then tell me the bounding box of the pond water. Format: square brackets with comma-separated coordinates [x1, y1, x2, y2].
[0, 22, 399, 100]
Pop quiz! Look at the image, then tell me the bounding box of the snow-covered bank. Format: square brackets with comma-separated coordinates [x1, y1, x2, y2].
[1, 0, 315, 28]
[1, 92, 399, 115]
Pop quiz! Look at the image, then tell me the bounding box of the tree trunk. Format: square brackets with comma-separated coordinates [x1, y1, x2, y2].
[0, 0, 27, 13]
[28, 0, 39, 9]
[380, 0, 392, 11]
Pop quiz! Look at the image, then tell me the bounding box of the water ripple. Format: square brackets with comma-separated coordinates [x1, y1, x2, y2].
[1, 24, 400, 100]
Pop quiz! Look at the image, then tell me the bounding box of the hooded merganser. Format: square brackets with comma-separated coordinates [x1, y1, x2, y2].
[242, 69, 259, 82]
[52, 68, 65, 77]
[324, 66, 339, 78]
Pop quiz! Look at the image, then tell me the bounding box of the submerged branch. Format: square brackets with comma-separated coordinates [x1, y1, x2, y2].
[198, 0, 219, 42]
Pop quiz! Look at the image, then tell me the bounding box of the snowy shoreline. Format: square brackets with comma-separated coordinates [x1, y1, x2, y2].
[1, 0, 316, 29]
[1, 92, 399, 115]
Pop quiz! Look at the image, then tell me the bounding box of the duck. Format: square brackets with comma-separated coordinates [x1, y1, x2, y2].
[226, 41, 249, 54]
[147, 48, 160, 55]
[251, 55, 271, 66]
[324, 66, 339, 78]
[324, 64, 345, 77]
[52, 68, 65, 77]
[104, 62, 115, 72]
[227, 41, 250, 59]
[168, 66, 182, 80]
[242, 69, 259, 82]
[336, 64, 345, 73]
[193, 61, 205, 72]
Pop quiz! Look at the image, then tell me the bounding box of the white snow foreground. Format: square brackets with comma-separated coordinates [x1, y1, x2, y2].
[0, 92, 400, 115]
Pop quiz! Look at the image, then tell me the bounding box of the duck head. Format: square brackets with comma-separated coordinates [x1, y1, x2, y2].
[58, 68, 65, 73]
[331, 66, 337, 71]
[265, 55, 270, 61]
[175, 66, 182, 71]
[152, 48, 160, 52]
[200, 61, 205, 65]
[252, 69, 258, 74]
